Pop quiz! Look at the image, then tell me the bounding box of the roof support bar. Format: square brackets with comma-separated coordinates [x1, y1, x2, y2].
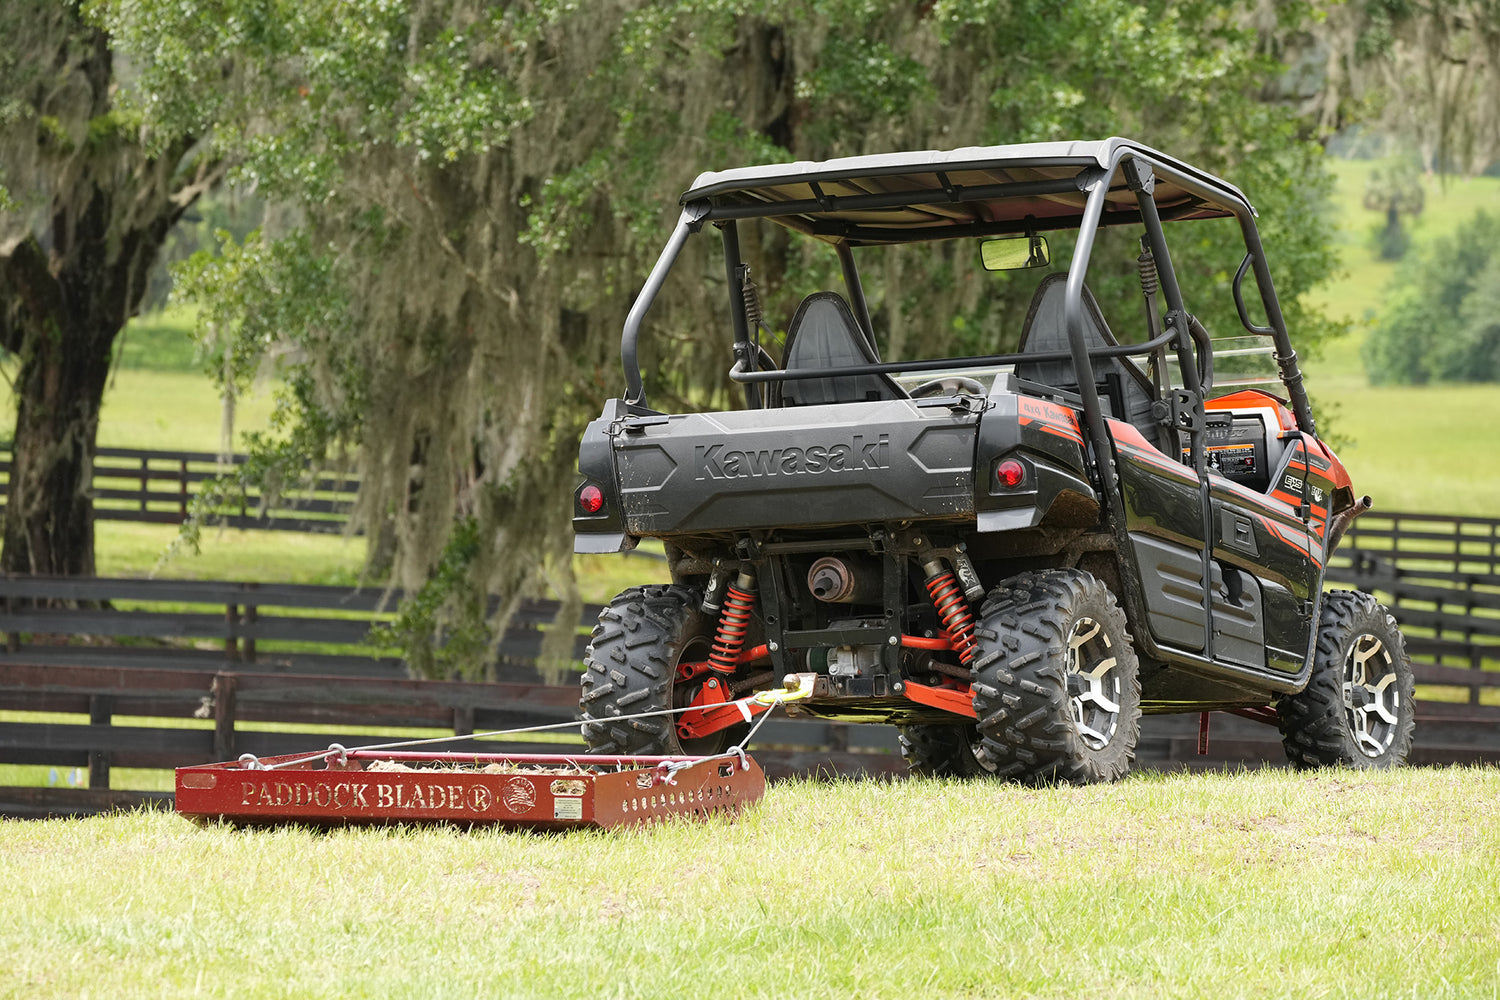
[836, 244, 877, 355]
[1237, 219, 1315, 436]
[1126, 156, 1215, 658]
[622, 203, 707, 406]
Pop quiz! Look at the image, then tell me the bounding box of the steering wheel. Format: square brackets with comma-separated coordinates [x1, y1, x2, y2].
[908, 376, 987, 398]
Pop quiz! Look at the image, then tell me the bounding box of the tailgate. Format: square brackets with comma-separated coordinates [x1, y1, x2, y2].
[613, 399, 979, 535]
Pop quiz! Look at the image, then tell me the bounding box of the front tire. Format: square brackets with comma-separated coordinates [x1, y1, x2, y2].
[1278, 590, 1415, 769]
[969, 569, 1142, 785]
[579, 585, 748, 756]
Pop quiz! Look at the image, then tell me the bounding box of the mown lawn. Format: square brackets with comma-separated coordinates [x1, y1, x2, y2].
[1, 767, 1496, 999]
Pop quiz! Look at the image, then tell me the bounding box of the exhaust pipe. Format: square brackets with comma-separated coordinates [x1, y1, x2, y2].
[1327, 494, 1373, 553]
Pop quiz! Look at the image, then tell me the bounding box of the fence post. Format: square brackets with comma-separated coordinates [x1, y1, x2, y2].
[179, 457, 189, 523]
[243, 605, 257, 663]
[212, 673, 238, 761]
[225, 603, 240, 662]
[88, 694, 112, 790]
[453, 705, 475, 738]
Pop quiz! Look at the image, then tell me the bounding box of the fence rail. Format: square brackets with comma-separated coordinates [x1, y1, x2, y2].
[0, 443, 357, 533]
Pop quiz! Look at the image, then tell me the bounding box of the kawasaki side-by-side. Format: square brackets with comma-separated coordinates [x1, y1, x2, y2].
[572, 137, 1415, 783]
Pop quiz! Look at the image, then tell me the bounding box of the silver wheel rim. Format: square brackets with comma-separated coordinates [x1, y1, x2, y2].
[1065, 617, 1121, 751]
[1343, 632, 1401, 758]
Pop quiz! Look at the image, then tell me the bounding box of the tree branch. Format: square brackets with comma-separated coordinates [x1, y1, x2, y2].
[169, 152, 230, 217]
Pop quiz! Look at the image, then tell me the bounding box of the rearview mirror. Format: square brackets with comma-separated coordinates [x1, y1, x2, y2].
[980, 234, 1050, 271]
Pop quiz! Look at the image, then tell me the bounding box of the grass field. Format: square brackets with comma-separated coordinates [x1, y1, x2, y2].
[2, 767, 1497, 999]
[1301, 160, 1500, 513]
[1300, 160, 1500, 330]
[93, 522, 367, 585]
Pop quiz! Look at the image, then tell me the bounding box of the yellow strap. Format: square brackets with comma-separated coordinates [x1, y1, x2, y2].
[750, 672, 817, 707]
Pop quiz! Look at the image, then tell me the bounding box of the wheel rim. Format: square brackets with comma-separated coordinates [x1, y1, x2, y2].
[1064, 617, 1121, 751]
[1342, 632, 1402, 758]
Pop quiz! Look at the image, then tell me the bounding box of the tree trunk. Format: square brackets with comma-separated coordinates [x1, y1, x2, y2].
[0, 12, 218, 577]
[1, 241, 118, 575]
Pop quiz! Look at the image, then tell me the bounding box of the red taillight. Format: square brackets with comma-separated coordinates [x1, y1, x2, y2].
[995, 460, 1025, 489]
[578, 483, 605, 514]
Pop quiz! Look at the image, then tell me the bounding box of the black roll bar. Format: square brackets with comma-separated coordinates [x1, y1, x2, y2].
[622, 203, 707, 406]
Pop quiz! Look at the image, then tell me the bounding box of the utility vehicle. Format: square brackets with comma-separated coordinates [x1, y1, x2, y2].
[572, 137, 1415, 782]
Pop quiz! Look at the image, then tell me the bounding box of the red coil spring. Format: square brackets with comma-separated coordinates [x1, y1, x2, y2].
[708, 584, 756, 673]
[926, 570, 977, 665]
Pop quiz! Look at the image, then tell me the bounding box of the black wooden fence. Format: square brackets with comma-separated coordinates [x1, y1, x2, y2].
[0, 444, 358, 533]
[2, 510, 1499, 817]
[0, 576, 902, 817]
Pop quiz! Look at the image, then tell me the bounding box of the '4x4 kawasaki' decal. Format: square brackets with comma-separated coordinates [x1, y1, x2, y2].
[694, 434, 890, 481]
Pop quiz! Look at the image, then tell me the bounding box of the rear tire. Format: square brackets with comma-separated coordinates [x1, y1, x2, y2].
[1278, 590, 1415, 769]
[897, 723, 988, 778]
[969, 569, 1141, 785]
[579, 585, 749, 756]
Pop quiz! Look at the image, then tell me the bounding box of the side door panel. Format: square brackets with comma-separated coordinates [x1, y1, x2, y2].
[1110, 418, 1319, 676]
[1209, 439, 1322, 674]
[1107, 421, 1212, 652]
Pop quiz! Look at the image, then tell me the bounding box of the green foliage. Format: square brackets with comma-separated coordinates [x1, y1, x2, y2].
[1364, 211, 1500, 383]
[140, 190, 263, 311]
[169, 228, 370, 558]
[1301, 1, 1500, 177]
[369, 516, 490, 678]
[1362, 156, 1425, 260]
[99, 0, 1346, 676]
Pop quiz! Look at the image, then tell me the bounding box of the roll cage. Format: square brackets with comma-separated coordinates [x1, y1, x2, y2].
[618, 136, 1314, 497]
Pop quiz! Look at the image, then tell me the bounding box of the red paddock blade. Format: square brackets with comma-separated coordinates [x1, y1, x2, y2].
[175, 750, 766, 830]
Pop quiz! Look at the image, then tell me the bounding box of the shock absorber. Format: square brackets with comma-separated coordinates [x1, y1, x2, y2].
[708, 567, 757, 673]
[922, 555, 977, 666]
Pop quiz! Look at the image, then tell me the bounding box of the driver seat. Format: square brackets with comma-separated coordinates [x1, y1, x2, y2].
[1015, 273, 1164, 449]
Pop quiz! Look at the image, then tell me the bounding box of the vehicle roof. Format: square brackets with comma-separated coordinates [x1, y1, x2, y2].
[681, 136, 1253, 245]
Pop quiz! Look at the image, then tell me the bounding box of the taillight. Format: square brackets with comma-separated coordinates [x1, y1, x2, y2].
[995, 459, 1025, 489]
[578, 483, 605, 514]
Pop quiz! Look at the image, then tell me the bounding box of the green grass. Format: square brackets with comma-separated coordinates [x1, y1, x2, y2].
[111, 304, 202, 372]
[1, 767, 1497, 999]
[1310, 383, 1500, 516]
[0, 367, 279, 453]
[1299, 160, 1500, 514]
[2, 302, 275, 451]
[94, 522, 366, 585]
[95, 370, 279, 452]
